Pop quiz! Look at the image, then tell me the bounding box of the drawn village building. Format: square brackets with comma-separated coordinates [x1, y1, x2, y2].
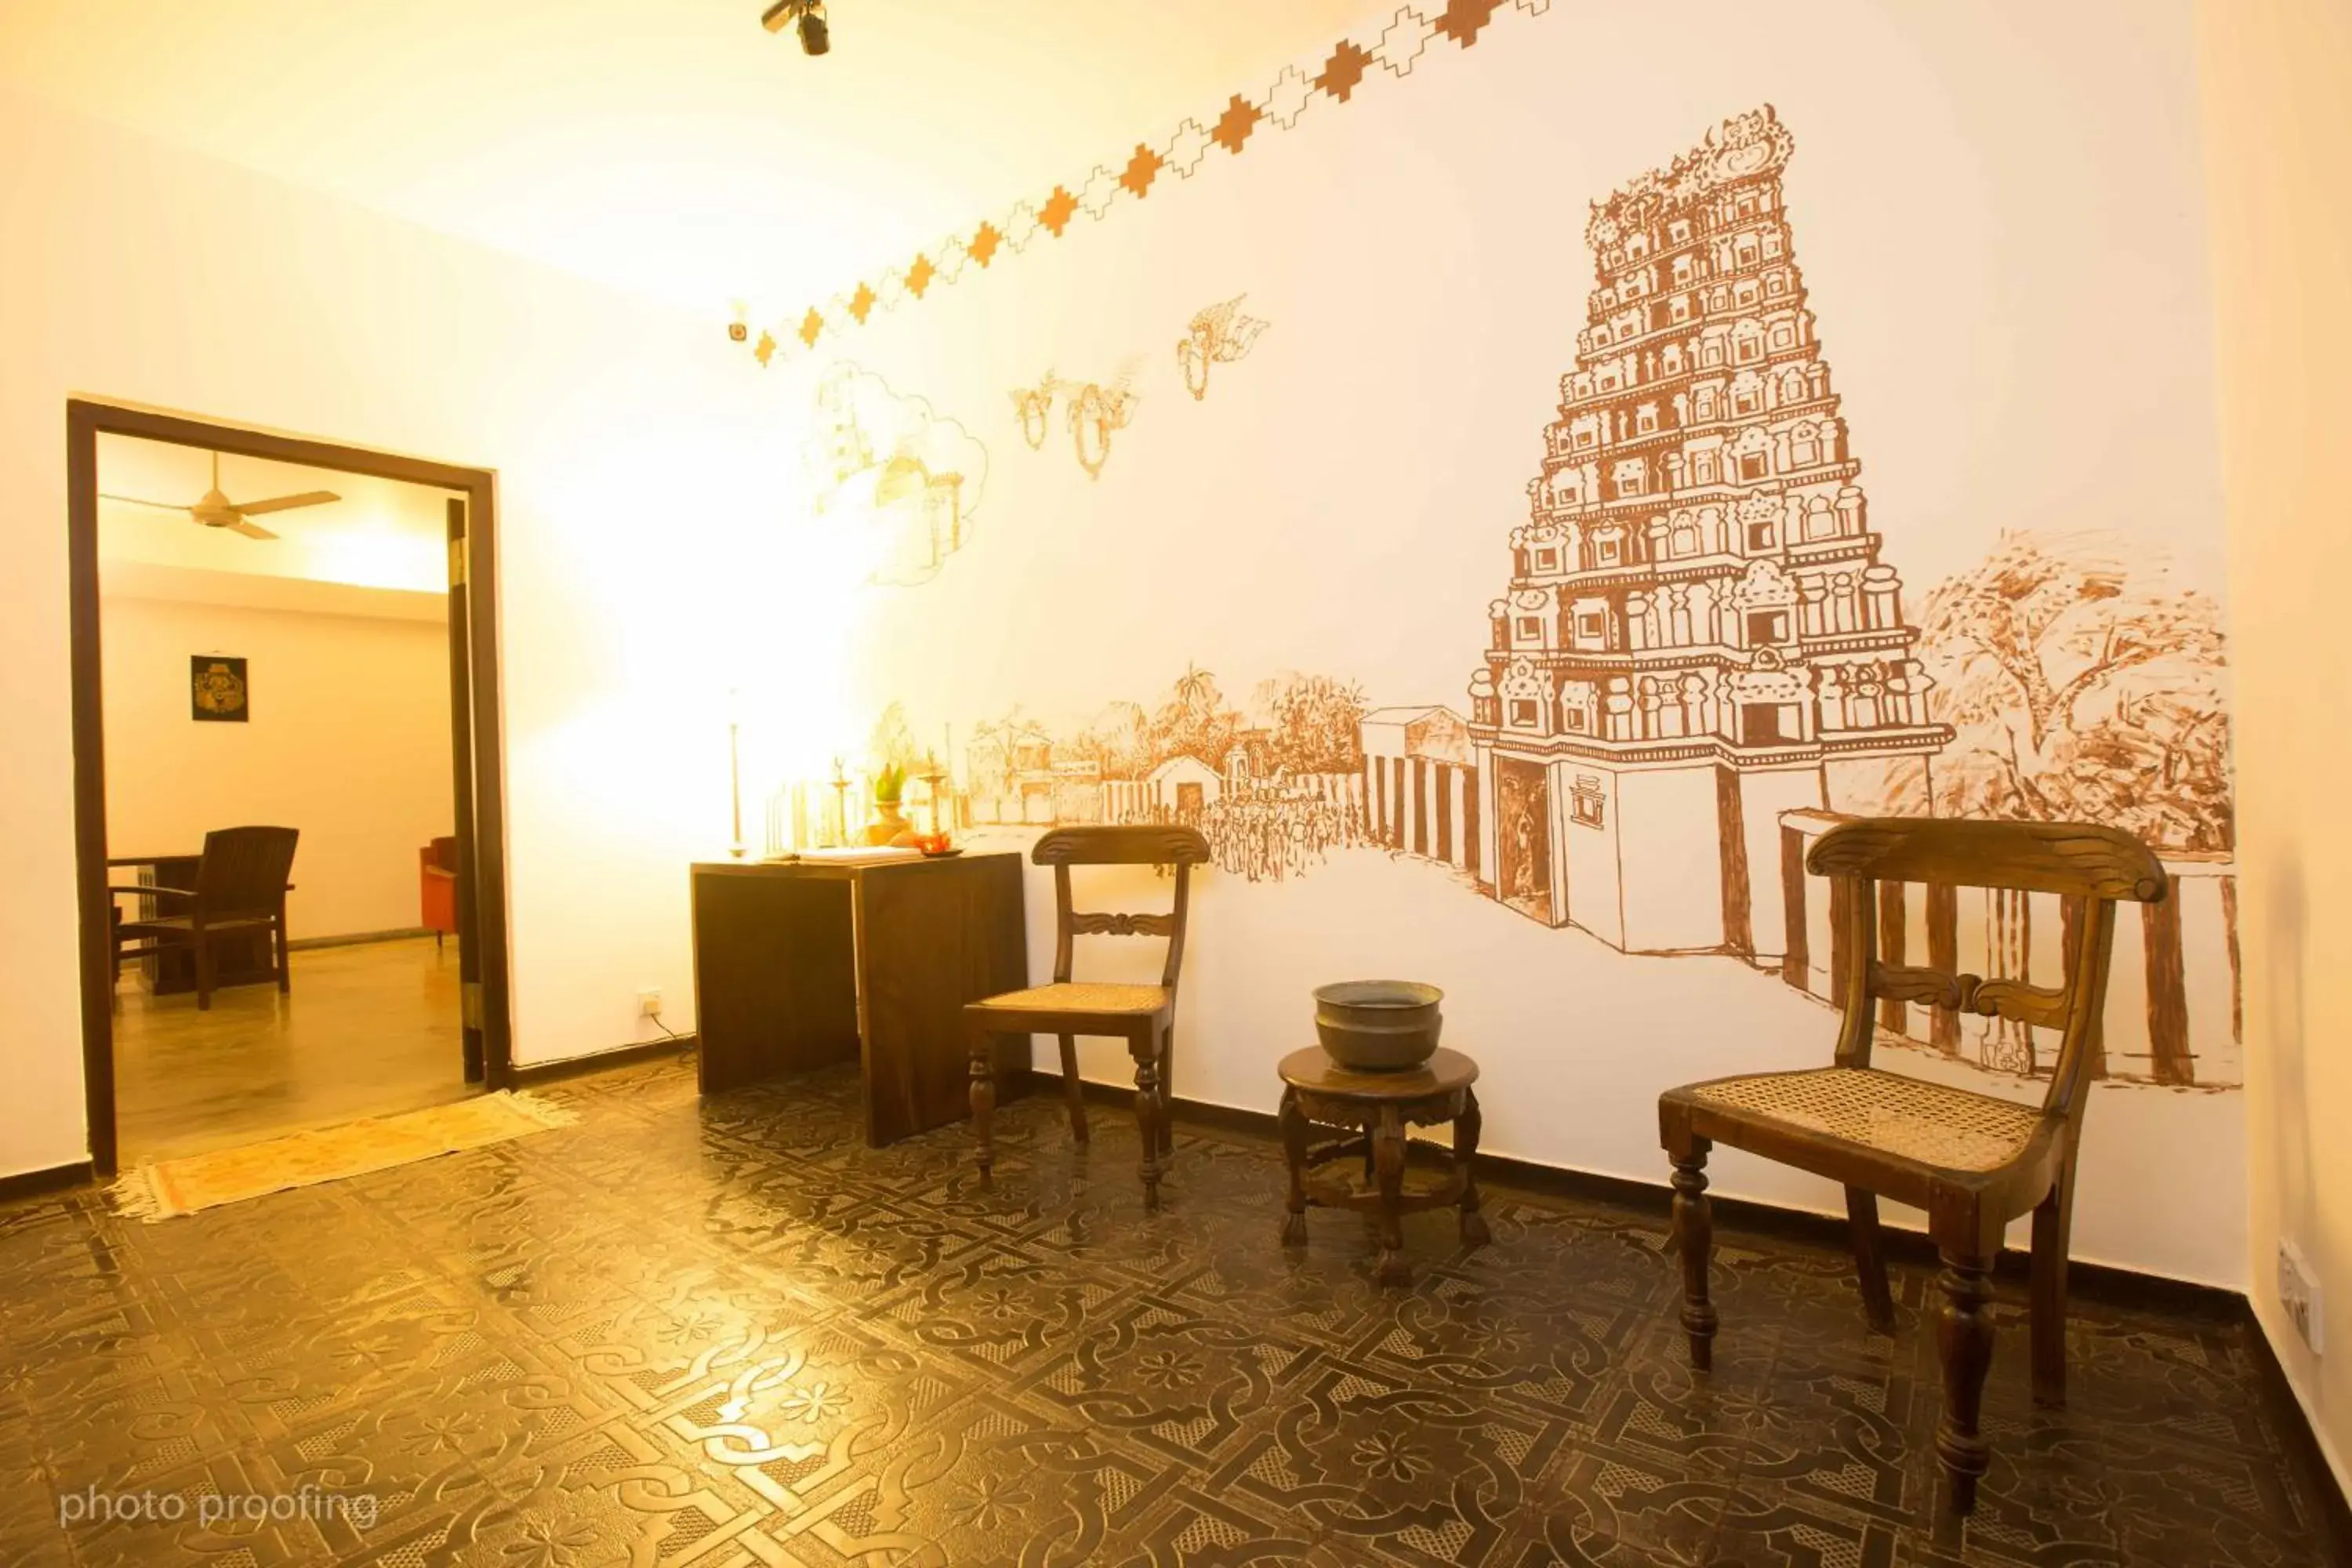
[966, 720, 1098, 825]
[1465, 107, 1949, 955]
[965, 724, 1229, 828]
[809, 365, 973, 588]
[1098, 753, 1229, 825]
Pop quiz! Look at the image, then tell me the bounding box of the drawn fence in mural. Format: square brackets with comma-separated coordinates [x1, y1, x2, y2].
[1358, 705, 1483, 880]
[1776, 810, 2243, 1088]
[1359, 752, 1483, 881]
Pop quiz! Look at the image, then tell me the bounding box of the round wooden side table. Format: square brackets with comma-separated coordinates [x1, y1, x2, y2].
[1276, 1045, 1489, 1287]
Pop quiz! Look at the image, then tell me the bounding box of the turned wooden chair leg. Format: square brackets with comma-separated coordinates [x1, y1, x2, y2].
[1846, 1186, 1897, 1333]
[1055, 1033, 1089, 1145]
[2031, 1169, 2077, 1408]
[1130, 1025, 1164, 1211]
[1935, 1248, 1998, 1515]
[1279, 1086, 1309, 1247]
[968, 1022, 997, 1181]
[1156, 1023, 1176, 1157]
[1669, 1139, 1719, 1370]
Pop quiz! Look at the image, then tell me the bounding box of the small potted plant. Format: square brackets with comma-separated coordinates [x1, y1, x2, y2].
[866, 762, 914, 845]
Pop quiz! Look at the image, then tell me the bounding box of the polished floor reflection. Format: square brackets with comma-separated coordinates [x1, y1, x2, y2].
[114, 935, 469, 1163]
[4, 1054, 2336, 1566]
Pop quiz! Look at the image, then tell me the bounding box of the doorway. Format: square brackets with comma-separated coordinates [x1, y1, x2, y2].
[67, 401, 514, 1176]
[1495, 756, 1555, 925]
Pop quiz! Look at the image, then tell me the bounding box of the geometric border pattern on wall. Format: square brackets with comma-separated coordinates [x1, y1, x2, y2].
[733, 0, 1555, 368]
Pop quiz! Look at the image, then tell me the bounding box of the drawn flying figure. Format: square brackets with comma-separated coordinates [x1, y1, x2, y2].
[1011, 369, 1062, 451]
[1009, 359, 1142, 478]
[1177, 295, 1272, 401]
[1067, 358, 1142, 480]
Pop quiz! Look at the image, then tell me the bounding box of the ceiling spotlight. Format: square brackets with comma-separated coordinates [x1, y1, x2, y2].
[761, 0, 829, 55]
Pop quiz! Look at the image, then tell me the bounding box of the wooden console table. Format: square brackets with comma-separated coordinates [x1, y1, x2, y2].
[691, 853, 1029, 1146]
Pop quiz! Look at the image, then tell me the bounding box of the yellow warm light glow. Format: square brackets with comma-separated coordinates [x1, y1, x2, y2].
[731, 495, 877, 836]
[307, 517, 445, 592]
[512, 398, 885, 855]
[97, 499, 448, 592]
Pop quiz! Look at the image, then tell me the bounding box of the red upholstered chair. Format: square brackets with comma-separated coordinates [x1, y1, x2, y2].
[420, 836, 459, 948]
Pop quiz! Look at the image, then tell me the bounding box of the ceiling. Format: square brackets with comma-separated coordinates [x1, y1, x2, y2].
[98, 432, 457, 606]
[0, 0, 1372, 314]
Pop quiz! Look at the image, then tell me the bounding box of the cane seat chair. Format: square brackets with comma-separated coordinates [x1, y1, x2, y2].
[966, 825, 1211, 1210]
[1657, 817, 2167, 1516]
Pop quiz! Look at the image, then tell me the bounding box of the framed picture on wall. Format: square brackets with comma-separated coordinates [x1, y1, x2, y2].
[191, 655, 249, 723]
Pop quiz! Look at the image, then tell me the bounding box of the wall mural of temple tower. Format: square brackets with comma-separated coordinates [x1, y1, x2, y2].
[1467, 106, 1951, 956]
[824, 97, 2238, 1090]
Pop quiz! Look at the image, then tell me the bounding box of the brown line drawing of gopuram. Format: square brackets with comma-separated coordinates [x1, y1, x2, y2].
[1465, 105, 1951, 955]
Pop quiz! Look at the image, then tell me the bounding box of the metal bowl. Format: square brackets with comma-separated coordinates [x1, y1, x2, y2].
[1312, 980, 1443, 1072]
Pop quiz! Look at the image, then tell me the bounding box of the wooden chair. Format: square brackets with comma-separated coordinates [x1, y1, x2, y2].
[112, 826, 300, 1011]
[1657, 817, 2167, 1516]
[965, 825, 1211, 1210]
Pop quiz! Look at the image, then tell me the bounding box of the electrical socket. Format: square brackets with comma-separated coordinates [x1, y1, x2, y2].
[637, 988, 663, 1018]
[2278, 1240, 2325, 1356]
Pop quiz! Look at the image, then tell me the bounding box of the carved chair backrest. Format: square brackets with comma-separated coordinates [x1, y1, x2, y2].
[1806, 818, 2167, 1122]
[1031, 826, 1213, 992]
[196, 826, 300, 920]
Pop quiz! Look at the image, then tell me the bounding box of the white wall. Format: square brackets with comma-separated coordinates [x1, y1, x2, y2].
[100, 593, 453, 940]
[0, 0, 2270, 1305]
[0, 88, 794, 1179]
[764, 0, 2247, 1284]
[2198, 0, 2352, 1494]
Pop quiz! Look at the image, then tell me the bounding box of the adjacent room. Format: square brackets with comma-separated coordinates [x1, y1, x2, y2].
[96, 432, 477, 1163]
[3, 2, 2349, 1564]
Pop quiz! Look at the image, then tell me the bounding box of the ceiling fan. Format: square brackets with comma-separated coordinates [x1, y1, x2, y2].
[760, 0, 829, 53]
[100, 450, 338, 541]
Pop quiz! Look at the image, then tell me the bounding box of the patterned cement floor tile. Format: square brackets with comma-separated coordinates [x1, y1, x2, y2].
[2, 1056, 2337, 1566]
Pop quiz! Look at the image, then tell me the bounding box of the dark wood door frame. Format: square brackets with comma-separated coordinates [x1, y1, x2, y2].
[66, 399, 517, 1176]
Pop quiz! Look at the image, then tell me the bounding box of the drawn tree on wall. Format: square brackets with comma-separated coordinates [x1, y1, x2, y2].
[869, 701, 920, 775]
[1054, 670, 1367, 781]
[966, 708, 1046, 805]
[1254, 671, 1368, 777]
[1069, 700, 1153, 780]
[1148, 663, 1243, 769]
[1916, 530, 2232, 851]
[940, 665, 1369, 880]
